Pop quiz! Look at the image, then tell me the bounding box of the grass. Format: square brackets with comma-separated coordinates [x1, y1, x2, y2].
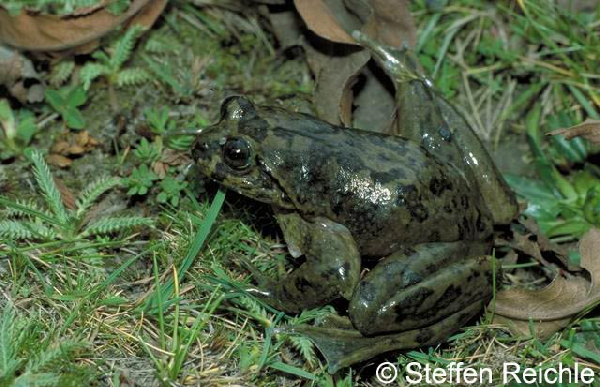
[1, 0, 600, 386]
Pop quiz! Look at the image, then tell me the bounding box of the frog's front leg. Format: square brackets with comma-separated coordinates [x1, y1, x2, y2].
[246, 212, 361, 313]
[349, 240, 495, 336]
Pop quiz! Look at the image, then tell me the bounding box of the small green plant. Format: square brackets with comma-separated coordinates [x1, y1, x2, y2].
[0, 150, 152, 243]
[0, 99, 38, 160]
[157, 177, 188, 207]
[506, 105, 600, 240]
[48, 59, 76, 88]
[45, 86, 88, 130]
[145, 106, 196, 151]
[0, 303, 91, 387]
[134, 137, 162, 164]
[80, 25, 150, 109]
[125, 164, 158, 196]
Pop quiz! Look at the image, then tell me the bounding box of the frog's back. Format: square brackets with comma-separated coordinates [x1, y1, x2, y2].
[251, 109, 492, 256]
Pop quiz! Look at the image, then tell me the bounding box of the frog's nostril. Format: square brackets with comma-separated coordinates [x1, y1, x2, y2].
[193, 142, 209, 161]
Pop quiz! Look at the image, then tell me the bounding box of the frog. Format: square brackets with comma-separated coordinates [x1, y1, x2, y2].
[191, 32, 518, 373]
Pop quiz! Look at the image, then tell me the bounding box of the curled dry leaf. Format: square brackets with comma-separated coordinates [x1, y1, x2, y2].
[548, 119, 600, 144]
[493, 227, 600, 339]
[0, 0, 166, 59]
[50, 130, 100, 164]
[46, 154, 73, 168]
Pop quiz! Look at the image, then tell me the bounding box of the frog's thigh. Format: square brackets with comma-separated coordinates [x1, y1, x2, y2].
[349, 240, 493, 336]
[268, 212, 361, 313]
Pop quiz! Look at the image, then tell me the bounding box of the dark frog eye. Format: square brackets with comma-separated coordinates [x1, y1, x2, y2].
[223, 137, 253, 169]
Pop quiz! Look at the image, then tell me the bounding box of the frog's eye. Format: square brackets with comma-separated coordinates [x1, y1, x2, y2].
[221, 96, 257, 122]
[223, 137, 253, 170]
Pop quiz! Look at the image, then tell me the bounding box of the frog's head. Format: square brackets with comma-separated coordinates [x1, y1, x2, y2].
[193, 96, 293, 208]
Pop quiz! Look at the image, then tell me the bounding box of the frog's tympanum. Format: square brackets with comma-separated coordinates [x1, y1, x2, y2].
[192, 32, 518, 373]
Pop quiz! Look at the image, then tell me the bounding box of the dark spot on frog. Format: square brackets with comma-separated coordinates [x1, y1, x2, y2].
[294, 277, 312, 292]
[438, 126, 452, 141]
[396, 185, 429, 222]
[342, 262, 351, 275]
[429, 177, 452, 196]
[416, 327, 434, 344]
[433, 284, 463, 311]
[393, 287, 434, 317]
[475, 209, 486, 233]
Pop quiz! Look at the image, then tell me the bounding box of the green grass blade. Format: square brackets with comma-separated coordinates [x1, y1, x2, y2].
[268, 361, 317, 381]
[143, 189, 226, 311]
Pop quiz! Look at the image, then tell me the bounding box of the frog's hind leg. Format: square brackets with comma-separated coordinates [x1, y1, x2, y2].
[288, 241, 495, 373]
[348, 240, 495, 336]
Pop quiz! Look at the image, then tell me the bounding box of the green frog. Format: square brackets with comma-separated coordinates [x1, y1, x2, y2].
[192, 32, 517, 373]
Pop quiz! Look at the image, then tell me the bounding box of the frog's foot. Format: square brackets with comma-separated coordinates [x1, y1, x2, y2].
[348, 240, 495, 336]
[352, 30, 429, 87]
[230, 254, 272, 287]
[282, 301, 484, 374]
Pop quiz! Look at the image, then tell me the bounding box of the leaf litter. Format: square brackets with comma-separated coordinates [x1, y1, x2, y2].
[494, 226, 600, 339]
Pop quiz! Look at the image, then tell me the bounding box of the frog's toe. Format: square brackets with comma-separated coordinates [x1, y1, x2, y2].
[228, 255, 273, 287]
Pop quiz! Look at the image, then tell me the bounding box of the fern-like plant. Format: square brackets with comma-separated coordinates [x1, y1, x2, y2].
[80, 25, 150, 110]
[0, 302, 92, 387]
[0, 149, 152, 244]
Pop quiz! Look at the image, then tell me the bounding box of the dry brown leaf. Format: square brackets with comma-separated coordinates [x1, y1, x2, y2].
[68, 145, 86, 155]
[75, 131, 90, 147]
[362, 0, 416, 47]
[51, 130, 99, 157]
[493, 228, 600, 338]
[51, 141, 71, 155]
[53, 176, 77, 210]
[293, 0, 358, 45]
[46, 154, 72, 168]
[153, 162, 167, 179]
[160, 149, 191, 166]
[305, 44, 370, 126]
[294, 0, 416, 132]
[0, 0, 166, 58]
[548, 119, 600, 144]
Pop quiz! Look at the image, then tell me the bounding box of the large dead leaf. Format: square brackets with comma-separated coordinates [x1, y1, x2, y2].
[548, 119, 600, 144]
[291, 0, 416, 131]
[294, 0, 358, 45]
[493, 227, 600, 338]
[0, 0, 166, 59]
